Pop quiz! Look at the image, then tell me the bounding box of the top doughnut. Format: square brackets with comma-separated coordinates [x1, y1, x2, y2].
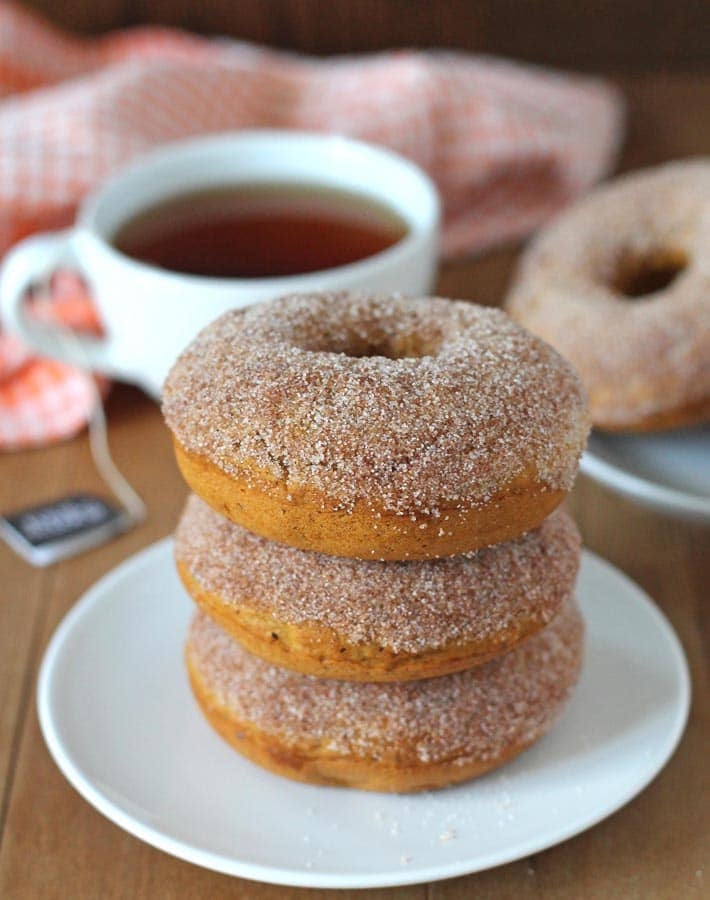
[506, 159, 710, 432]
[163, 293, 589, 559]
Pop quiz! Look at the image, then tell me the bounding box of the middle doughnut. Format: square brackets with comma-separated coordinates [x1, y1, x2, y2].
[176, 495, 581, 682]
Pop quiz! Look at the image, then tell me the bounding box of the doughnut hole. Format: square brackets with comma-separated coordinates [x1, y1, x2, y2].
[610, 246, 688, 299]
[343, 332, 444, 359]
[292, 317, 447, 359]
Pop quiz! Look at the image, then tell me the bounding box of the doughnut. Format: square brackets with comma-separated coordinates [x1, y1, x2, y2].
[162, 293, 589, 560]
[185, 599, 584, 792]
[176, 495, 581, 682]
[506, 159, 710, 432]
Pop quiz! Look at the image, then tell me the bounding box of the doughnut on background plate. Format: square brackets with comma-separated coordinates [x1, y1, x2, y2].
[506, 159, 710, 432]
[176, 495, 581, 681]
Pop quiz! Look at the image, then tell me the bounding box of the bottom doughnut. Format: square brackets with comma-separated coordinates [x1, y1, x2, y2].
[185, 600, 584, 793]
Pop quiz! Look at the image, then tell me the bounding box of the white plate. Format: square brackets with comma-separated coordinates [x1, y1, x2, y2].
[38, 539, 690, 889]
[582, 425, 710, 521]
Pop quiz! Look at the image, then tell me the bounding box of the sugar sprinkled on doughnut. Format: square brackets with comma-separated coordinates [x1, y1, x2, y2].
[163, 293, 589, 516]
[186, 598, 583, 773]
[176, 495, 580, 656]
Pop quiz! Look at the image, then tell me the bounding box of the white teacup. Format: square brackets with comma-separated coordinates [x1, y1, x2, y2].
[0, 130, 440, 398]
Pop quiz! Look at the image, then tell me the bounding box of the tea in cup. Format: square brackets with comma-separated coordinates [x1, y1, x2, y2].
[0, 131, 440, 397]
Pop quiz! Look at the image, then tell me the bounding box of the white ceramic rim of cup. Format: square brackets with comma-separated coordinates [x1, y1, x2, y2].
[77, 129, 441, 290]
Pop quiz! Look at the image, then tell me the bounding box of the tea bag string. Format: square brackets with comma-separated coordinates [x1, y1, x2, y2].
[33, 279, 146, 525]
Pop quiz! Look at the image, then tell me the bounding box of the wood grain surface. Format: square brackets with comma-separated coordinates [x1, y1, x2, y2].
[0, 73, 708, 899]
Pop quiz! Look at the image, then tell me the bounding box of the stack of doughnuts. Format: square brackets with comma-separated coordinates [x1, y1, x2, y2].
[163, 292, 590, 792]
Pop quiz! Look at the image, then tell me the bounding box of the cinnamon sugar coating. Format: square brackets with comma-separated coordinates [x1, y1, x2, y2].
[163, 293, 589, 516]
[506, 159, 710, 431]
[186, 599, 584, 773]
[176, 495, 580, 657]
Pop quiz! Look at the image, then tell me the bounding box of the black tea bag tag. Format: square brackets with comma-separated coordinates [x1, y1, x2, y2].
[0, 493, 133, 566]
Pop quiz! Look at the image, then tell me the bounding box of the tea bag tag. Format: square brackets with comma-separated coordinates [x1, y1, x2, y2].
[0, 274, 146, 566]
[0, 493, 134, 566]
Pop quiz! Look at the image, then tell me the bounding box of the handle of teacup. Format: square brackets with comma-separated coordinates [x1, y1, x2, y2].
[0, 229, 120, 373]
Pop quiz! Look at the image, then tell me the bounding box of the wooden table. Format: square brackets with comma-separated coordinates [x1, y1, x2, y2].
[0, 74, 708, 899]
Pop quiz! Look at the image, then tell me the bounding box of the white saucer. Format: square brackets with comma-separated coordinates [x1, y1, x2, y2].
[582, 425, 710, 521]
[38, 539, 690, 889]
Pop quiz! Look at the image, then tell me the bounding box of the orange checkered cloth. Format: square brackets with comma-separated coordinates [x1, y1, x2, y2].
[0, 1, 624, 449]
[0, 271, 106, 450]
